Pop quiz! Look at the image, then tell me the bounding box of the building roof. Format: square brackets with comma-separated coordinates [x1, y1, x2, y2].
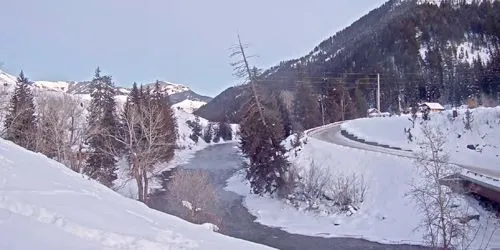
[421, 102, 445, 110]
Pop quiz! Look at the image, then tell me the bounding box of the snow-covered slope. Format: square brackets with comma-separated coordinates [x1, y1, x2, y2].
[172, 100, 207, 113]
[145, 81, 190, 95]
[0, 69, 209, 105]
[0, 70, 17, 86]
[0, 138, 270, 250]
[341, 107, 500, 172]
[226, 125, 500, 248]
[33, 80, 71, 92]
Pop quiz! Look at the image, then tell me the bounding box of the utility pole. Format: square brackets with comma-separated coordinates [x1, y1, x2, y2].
[341, 93, 345, 121]
[237, 35, 267, 127]
[377, 73, 381, 112]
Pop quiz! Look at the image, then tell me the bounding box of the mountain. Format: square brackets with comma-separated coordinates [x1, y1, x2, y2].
[0, 70, 211, 107]
[195, 0, 500, 122]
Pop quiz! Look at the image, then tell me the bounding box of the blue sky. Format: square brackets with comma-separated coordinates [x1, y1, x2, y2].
[0, 0, 387, 96]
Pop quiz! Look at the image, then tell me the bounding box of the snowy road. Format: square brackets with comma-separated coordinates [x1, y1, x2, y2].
[150, 143, 424, 250]
[308, 123, 500, 180]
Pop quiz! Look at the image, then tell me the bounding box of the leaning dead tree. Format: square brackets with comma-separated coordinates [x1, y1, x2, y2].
[230, 34, 267, 127]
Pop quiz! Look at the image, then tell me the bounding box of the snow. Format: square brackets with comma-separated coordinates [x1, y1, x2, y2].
[152, 81, 191, 95]
[34, 81, 71, 92]
[421, 102, 445, 110]
[226, 139, 427, 245]
[456, 41, 492, 65]
[225, 115, 500, 247]
[341, 107, 500, 173]
[0, 138, 271, 249]
[172, 99, 207, 113]
[419, 44, 428, 60]
[0, 69, 17, 86]
[226, 136, 500, 247]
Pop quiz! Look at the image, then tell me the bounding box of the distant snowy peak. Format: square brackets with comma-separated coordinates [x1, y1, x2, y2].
[0, 69, 208, 105]
[0, 70, 18, 86]
[172, 99, 207, 113]
[145, 81, 190, 95]
[33, 81, 72, 92]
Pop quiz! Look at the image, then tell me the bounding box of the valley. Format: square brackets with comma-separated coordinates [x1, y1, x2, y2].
[0, 0, 499, 249]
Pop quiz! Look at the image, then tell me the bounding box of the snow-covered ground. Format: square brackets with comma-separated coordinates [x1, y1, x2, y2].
[172, 99, 206, 114]
[341, 107, 500, 173]
[0, 138, 270, 250]
[225, 117, 500, 248]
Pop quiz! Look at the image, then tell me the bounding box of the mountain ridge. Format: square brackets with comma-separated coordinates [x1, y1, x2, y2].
[0, 69, 212, 106]
[195, 0, 500, 122]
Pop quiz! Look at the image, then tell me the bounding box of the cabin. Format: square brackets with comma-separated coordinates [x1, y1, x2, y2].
[419, 102, 445, 112]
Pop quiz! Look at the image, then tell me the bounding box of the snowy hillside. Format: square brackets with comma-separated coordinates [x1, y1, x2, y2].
[0, 69, 207, 105]
[226, 124, 500, 248]
[341, 107, 500, 172]
[172, 99, 207, 113]
[0, 138, 270, 250]
[145, 80, 190, 95]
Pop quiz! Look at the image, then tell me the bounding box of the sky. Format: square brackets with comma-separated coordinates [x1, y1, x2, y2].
[0, 0, 387, 97]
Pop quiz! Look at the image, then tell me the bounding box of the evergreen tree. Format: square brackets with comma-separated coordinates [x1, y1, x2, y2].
[239, 97, 289, 195]
[84, 68, 119, 187]
[202, 122, 213, 143]
[186, 116, 202, 143]
[151, 81, 177, 161]
[3, 71, 37, 151]
[292, 82, 321, 131]
[217, 120, 233, 141]
[354, 86, 368, 118]
[275, 94, 293, 137]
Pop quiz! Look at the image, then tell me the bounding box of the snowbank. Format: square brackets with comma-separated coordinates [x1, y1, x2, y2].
[225, 130, 500, 248]
[0, 138, 271, 250]
[341, 107, 500, 173]
[226, 137, 426, 245]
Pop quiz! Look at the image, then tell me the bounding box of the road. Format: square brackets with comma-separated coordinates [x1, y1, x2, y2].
[308, 123, 500, 180]
[150, 143, 424, 250]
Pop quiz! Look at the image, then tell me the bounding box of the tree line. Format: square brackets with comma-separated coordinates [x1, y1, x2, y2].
[2, 68, 179, 203]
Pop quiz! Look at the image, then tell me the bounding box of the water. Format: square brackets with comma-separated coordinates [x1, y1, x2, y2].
[149, 143, 425, 250]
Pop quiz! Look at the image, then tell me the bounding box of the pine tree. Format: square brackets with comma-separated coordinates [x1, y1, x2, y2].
[84, 68, 119, 187]
[276, 93, 293, 137]
[3, 71, 37, 151]
[186, 116, 202, 143]
[217, 120, 233, 141]
[239, 98, 289, 195]
[354, 86, 368, 118]
[292, 82, 321, 131]
[151, 81, 177, 161]
[202, 122, 213, 143]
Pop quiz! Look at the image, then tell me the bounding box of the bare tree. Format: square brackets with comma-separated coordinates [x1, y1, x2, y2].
[408, 123, 477, 249]
[97, 90, 175, 203]
[167, 169, 219, 226]
[35, 93, 86, 171]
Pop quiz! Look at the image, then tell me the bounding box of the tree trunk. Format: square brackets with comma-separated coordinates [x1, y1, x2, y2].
[142, 168, 149, 204]
[133, 156, 144, 202]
